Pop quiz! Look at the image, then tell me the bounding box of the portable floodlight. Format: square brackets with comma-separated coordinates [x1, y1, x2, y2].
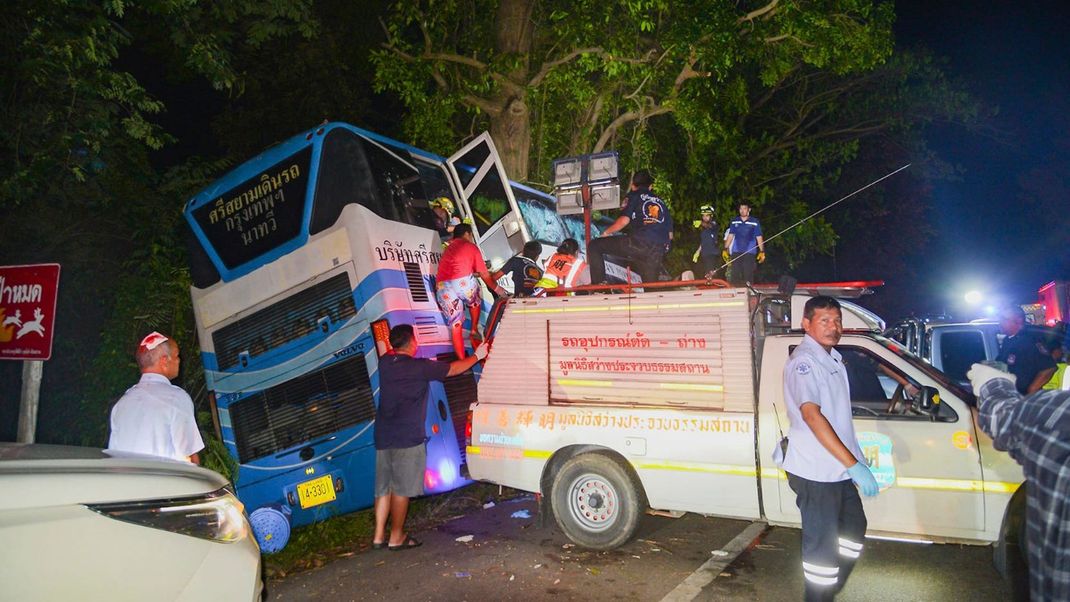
[553, 158, 583, 188]
[555, 188, 585, 215]
[589, 184, 621, 212]
[551, 151, 622, 245]
[588, 152, 618, 183]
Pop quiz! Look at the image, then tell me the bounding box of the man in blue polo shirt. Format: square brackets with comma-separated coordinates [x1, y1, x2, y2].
[588, 169, 672, 284]
[723, 201, 766, 286]
[780, 296, 879, 600]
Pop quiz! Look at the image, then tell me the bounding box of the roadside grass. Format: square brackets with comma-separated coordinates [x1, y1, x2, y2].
[263, 482, 525, 578]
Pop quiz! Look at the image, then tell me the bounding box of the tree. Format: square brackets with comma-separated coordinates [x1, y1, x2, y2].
[372, 0, 895, 182]
[0, 0, 314, 447]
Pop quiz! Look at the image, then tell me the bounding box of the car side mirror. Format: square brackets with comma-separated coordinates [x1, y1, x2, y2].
[917, 386, 941, 418]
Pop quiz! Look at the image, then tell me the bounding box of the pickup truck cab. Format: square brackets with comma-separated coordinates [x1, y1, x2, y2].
[466, 284, 1025, 572]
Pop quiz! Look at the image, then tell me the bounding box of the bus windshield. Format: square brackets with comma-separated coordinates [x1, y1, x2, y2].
[512, 185, 610, 252]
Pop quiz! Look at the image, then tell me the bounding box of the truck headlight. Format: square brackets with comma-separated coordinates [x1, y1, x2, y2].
[87, 487, 250, 543]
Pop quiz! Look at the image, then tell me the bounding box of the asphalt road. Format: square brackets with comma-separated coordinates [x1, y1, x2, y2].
[270, 494, 1011, 601]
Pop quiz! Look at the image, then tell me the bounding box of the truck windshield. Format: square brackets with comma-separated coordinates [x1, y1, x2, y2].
[874, 334, 976, 404]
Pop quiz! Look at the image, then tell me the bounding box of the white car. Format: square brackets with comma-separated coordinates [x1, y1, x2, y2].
[0, 443, 263, 601]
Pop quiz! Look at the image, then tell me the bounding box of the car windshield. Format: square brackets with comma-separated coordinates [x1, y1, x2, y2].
[874, 334, 976, 404]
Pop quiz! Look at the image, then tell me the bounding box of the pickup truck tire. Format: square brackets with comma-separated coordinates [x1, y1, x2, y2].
[550, 453, 642, 550]
[994, 486, 1029, 600]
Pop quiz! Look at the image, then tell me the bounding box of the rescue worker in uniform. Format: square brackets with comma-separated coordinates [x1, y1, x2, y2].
[996, 305, 1056, 394]
[430, 197, 460, 241]
[968, 362, 1070, 600]
[587, 170, 672, 285]
[536, 238, 589, 292]
[779, 296, 879, 601]
[723, 201, 766, 286]
[491, 240, 543, 297]
[691, 204, 720, 279]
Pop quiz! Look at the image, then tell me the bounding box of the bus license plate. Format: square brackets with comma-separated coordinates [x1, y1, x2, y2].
[296, 475, 336, 509]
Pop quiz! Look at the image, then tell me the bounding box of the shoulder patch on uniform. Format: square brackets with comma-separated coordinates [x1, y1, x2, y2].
[796, 362, 811, 375]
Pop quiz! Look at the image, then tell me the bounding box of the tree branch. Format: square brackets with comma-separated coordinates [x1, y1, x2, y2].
[594, 104, 672, 151]
[528, 47, 603, 87]
[738, 0, 780, 25]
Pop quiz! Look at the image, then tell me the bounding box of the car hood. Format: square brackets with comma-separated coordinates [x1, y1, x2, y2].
[0, 444, 230, 510]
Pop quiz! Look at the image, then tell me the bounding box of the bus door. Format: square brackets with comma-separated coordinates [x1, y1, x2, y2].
[445, 133, 530, 270]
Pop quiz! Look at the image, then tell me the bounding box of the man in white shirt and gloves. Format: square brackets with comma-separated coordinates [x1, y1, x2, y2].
[108, 332, 204, 463]
[779, 296, 880, 601]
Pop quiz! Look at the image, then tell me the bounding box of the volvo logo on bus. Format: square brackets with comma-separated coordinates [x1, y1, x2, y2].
[333, 343, 363, 359]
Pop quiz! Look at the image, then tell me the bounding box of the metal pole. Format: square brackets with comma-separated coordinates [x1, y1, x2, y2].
[17, 360, 43, 443]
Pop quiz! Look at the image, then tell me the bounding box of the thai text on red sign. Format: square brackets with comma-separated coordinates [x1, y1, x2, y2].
[0, 263, 61, 361]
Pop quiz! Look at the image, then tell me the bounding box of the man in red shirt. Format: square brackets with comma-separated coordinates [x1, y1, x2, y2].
[435, 223, 507, 358]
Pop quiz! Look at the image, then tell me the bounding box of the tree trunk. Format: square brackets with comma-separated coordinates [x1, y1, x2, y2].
[490, 97, 531, 180]
[490, 0, 535, 181]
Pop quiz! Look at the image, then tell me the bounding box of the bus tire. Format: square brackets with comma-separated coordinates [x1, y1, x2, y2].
[994, 485, 1029, 600]
[550, 453, 642, 550]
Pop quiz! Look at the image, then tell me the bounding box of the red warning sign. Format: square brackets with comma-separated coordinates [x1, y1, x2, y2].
[0, 264, 61, 361]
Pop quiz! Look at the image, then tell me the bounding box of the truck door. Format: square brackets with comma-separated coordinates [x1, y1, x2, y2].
[445, 133, 530, 270]
[774, 337, 987, 540]
[840, 340, 986, 538]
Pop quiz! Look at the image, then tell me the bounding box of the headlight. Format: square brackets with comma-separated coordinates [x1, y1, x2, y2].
[87, 487, 250, 543]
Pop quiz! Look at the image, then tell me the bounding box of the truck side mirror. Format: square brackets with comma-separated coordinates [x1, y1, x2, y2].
[917, 386, 941, 418]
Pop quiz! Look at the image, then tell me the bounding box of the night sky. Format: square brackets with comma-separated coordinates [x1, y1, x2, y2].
[893, 0, 1070, 318]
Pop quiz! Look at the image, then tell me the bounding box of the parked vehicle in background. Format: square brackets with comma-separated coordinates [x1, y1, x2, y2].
[884, 317, 1001, 385]
[0, 443, 262, 601]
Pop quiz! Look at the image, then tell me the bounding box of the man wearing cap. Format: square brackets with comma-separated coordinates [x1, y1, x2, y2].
[108, 332, 204, 463]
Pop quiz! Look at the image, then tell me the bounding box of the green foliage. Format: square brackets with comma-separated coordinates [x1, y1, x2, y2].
[1, 0, 313, 449]
[369, 0, 938, 266]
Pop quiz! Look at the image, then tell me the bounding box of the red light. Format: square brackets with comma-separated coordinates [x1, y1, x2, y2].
[371, 319, 392, 357]
[465, 411, 473, 446]
[431, 424, 440, 434]
[424, 469, 439, 490]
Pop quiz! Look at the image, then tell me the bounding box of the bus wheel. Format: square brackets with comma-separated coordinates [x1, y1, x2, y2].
[550, 453, 642, 550]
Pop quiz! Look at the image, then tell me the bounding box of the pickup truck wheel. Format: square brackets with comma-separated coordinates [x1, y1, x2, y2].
[550, 454, 641, 550]
[994, 487, 1029, 600]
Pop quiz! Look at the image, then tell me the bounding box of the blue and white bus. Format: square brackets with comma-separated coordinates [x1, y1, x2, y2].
[183, 123, 533, 545]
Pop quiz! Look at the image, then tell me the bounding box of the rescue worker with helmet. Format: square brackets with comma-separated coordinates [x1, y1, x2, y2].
[691, 204, 720, 279]
[430, 196, 460, 241]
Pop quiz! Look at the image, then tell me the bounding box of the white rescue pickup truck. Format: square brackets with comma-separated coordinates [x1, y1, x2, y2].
[465, 284, 1026, 576]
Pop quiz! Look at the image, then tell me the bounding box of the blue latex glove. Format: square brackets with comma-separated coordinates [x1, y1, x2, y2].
[846, 462, 879, 497]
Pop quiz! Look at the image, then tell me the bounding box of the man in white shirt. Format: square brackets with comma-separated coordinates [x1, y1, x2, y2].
[781, 296, 879, 601]
[108, 332, 204, 463]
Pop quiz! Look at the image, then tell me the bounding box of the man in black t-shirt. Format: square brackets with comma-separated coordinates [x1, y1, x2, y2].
[372, 324, 487, 551]
[491, 240, 543, 297]
[996, 305, 1056, 394]
[588, 169, 673, 284]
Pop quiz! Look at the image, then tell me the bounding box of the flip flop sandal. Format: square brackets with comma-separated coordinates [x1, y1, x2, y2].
[371, 541, 387, 550]
[388, 535, 422, 551]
